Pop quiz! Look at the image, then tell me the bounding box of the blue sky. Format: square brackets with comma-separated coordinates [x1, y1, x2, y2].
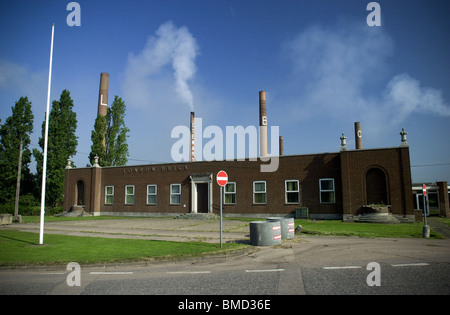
[1, 0, 449, 183]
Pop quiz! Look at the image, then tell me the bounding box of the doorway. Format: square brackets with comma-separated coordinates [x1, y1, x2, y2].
[190, 174, 212, 214]
[196, 183, 209, 213]
[76, 180, 85, 206]
[365, 168, 388, 205]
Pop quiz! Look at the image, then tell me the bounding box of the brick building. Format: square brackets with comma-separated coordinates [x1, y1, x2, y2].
[412, 182, 450, 218]
[63, 78, 416, 221]
[63, 144, 415, 222]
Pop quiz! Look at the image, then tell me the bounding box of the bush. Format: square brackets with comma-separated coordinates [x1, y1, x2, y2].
[0, 204, 63, 216]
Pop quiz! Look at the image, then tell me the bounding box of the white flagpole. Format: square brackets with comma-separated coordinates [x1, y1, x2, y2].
[39, 23, 55, 245]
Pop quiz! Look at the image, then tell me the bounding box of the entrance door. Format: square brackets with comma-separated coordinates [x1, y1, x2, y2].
[196, 183, 209, 213]
[365, 168, 387, 205]
[76, 180, 85, 206]
[190, 174, 212, 214]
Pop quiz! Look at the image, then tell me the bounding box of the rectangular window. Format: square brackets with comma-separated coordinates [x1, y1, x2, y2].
[224, 182, 236, 204]
[170, 184, 181, 205]
[253, 181, 267, 204]
[285, 180, 300, 204]
[319, 179, 335, 203]
[125, 185, 135, 205]
[147, 184, 157, 205]
[105, 186, 114, 205]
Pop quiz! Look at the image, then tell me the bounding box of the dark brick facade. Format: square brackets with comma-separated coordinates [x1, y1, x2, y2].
[340, 147, 413, 221]
[64, 146, 414, 221]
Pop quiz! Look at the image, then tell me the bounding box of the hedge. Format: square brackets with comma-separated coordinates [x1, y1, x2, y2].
[0, 204, 63, 216]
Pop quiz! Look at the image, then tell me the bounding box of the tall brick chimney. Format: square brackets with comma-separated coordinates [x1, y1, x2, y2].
[190, 111, 195, 161]
[98, 73, 109, 117]
[259, 91, 268, 157]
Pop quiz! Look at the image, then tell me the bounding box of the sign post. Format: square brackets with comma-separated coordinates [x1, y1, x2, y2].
[217, 171, 228, 248]
[422, 184, 430, 238]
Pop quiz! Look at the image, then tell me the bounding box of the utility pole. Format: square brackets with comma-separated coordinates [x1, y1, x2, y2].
[14, 140, 23, 222]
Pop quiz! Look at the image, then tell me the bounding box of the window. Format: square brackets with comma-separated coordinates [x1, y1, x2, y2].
[125, 185, 135, 205]
[319, 179, 335, 203]
[224, 182, 236, 204]
[105, 186, 114, 205]
[170, 184, 181, 205]
[147, 185, 157, 205]
[285, 180, 300, 204]
[253, 181, 267, 204]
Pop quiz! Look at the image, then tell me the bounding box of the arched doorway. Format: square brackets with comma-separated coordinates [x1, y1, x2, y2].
[365, 168, 388, 205]
[76, 180, 85, 206]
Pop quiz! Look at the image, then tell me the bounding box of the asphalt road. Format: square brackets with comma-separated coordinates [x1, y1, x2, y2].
[1, 236, 449, 296]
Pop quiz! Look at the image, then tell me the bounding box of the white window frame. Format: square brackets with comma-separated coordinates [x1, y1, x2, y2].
[319, 178, 335, 204]
[253, 181, 267, 204]
[170, 184, 181, 205]
[285, 180, 300, 204]
[125, 185, 135, 205]
[147, 184, 157, 205]
[105, 186, 114, 205]
[224, 182, 236, 205]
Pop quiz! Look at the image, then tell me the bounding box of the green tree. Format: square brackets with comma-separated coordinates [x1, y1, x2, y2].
[0, 97, 34, 204]
[90, 114, 107, 165]
[34, 90, 78, 207]
[90, 95, 129, 167]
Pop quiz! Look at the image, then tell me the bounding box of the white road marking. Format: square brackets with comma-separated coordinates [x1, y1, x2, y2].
[323, 266, 362, 270]
[391, 263, 430, 267]
[245, 269, 285, 273]
[43, 272, 65, 275]
[166, 271, 211, 274]
[89, 272, 134, 275]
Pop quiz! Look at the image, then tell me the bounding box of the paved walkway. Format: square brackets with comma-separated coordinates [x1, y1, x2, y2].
[428, 217, 450, 238]
[0, 218, 251, 243]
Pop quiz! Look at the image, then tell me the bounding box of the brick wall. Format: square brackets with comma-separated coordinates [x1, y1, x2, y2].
[64, 147, 413, 220]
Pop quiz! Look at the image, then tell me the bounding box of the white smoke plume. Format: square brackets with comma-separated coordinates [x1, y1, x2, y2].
[384, 73, 450, 123]
[284, 23, 450, 132]
[123, 21, 199, 111]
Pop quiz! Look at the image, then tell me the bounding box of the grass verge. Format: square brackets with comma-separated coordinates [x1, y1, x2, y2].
[295, 219, 443, 238]
[438, 218, 450, 227]
[0, 230, 246, 266]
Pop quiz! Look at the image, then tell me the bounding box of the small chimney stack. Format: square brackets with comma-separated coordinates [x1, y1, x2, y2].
[340, 133, 348, 151]
[354, 122, 363, 150]
[98, 73, 109, 117]
[259, 91, 268, 157]
[190, 111, 195, 161]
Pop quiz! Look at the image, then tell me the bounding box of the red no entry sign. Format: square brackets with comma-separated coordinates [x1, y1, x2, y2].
[423, 184, 427, 196]
[217, 170, 228, 248]
[217, 171, 228, 187]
